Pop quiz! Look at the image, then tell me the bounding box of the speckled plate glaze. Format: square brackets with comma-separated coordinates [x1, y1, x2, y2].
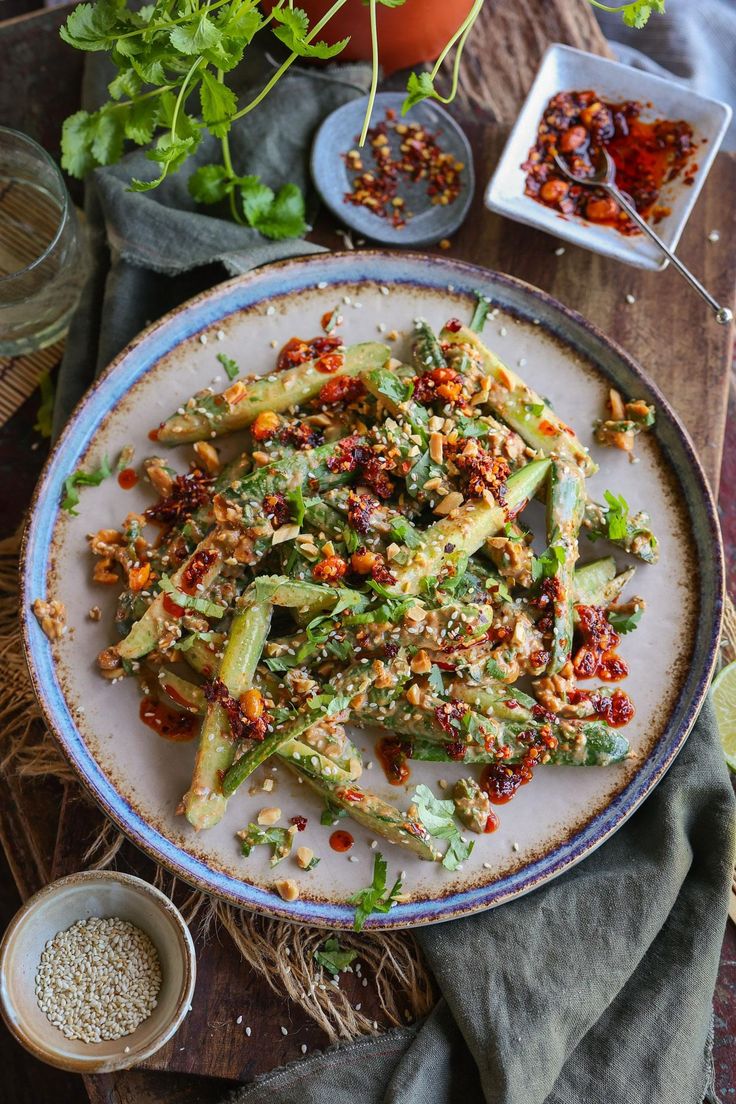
[310, 93, 474, 247]
[21, 252, 723, 929]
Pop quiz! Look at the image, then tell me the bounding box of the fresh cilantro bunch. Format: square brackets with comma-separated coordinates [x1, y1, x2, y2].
[58, 0, 662, 234]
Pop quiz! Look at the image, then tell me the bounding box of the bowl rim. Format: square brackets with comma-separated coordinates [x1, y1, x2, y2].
[484, 41, 733, 271]
[0, 869, 196, 1073]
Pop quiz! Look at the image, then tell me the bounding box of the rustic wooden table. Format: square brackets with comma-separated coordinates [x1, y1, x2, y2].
[1, 2, 735, 1101]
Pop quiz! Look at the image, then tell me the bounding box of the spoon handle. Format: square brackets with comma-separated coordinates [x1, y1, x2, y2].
[603, 184, 733, 325]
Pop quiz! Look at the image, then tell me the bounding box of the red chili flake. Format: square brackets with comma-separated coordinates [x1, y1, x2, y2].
[572, 604, 627, 682]
[413, 366, 462, 407]
[444, 317, 463, 333]
[444, 740, 467, 761]
[277, 335, 343, 373]
[317, 376, 366, 407]
[263, 492, 290, 528]
[480, 760, 534, 804]
[162, 593, 186, 619]
[342, 112, 464, 228]
[569, 687, 634, 728]
[145, 469, 213, 526]
[450, 446, 510, 502]
[383, 641, 399, 660]
[290, 815, 308, 831]
[346, 489, 378, 535]
[370, 556, 396, 586]
[202, 678, 271, 742]
[315, 352, 345, 374]
[531, 703, 557, 724]
[180, 549, 218, 595]
[313, 555, 348, 583]
[434, 700, 469, 737]
[279, 421, 323, 450]
[327, 437, 395, 499]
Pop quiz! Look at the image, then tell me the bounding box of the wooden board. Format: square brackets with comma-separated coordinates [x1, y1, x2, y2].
[1, 3, 734, 1102]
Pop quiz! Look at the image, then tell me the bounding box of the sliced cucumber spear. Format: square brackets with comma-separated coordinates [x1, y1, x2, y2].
[391, 458, 550, 593]
[157, 342, 390, 444]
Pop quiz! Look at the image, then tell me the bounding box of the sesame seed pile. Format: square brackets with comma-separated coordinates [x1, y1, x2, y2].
[35, 916, 162, 1043]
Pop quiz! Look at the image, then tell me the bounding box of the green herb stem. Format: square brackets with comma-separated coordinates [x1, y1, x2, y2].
[358, 0, 379, 148]
[428, 0, 484, 104]
[229, 0, 351, 124]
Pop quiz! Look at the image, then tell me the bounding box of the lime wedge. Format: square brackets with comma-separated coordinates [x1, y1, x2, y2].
[713, 660, 736, 771]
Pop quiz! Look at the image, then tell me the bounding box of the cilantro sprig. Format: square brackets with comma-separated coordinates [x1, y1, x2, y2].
[412, 784, 474, 871]
[216, 352, 239, 381]
[314, 938, 357, 976]
[607, 603, 644, 634]
[61, 456, 112, 515]
[350, 853, 403, 931]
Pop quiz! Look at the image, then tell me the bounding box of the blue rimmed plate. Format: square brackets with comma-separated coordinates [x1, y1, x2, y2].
[21, 252, 723, 929]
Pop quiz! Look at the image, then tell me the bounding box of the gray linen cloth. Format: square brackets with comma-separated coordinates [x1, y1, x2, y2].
[56, 23, 735, 1104]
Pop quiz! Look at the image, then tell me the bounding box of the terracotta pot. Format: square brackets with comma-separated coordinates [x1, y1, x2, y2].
[274, 0, 475, 75]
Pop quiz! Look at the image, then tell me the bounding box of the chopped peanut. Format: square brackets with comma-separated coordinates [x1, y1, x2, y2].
[608, 388, 625, 420]
[223, 381, 248, 406]
[241, 687, 264, 721]
[32, 598, 66, 641]
[88, 606, 102, 621]
[145, 461, 174, 497]
[275, 879, 300, 902]
[410, 649, 432, 675]
[405, 682, 422, 706]
[434, 491, 464, 515]
[257, 807, 281, 826]
[128, 563, 151, 592]
[296, 846, 314, 870]
[429, 432, 444, 464]
[193, 441, 221, 475]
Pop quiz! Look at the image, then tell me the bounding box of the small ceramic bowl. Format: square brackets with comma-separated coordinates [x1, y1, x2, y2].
[0, 870, 196, 1072]
[311, 91, 475, 247]
[485, 43, 732, 270]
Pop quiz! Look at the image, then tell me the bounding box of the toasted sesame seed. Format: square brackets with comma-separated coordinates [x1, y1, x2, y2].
[34, 917, 161, 1043]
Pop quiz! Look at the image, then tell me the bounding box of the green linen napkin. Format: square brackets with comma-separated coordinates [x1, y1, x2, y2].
[57, 52, 735, 1104]
[226, 702, 735, 1104]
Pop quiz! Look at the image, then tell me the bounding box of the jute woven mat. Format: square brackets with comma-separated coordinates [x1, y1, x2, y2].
[0, 343, 61, 429]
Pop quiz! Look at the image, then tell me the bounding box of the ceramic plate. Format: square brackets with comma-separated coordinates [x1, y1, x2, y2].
[310, 92, 474, 247]
[21, 252, 723, 929]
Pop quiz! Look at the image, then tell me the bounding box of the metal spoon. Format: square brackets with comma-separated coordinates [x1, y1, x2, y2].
[553, 149, 733, 325]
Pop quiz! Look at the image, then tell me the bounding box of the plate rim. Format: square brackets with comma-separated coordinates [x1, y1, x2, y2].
[20, 250, 724, 929]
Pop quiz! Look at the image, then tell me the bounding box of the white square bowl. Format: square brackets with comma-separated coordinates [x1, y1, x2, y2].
[485, 43, 732, 270]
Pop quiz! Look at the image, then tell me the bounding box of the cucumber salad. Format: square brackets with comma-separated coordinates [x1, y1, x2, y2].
[78, 303, 656, 926]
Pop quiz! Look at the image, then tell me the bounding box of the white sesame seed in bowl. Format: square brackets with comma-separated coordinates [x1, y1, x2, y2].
[0, 870, 196, 1073]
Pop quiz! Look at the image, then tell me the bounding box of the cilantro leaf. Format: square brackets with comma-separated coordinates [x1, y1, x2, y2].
[216, 351, 239, 380]
[34, 373, 55, 439]
[469, 292, 490, 333]
[350, 853, 403, 931]
[484, 658, 506, 680]
[271, 7, 349, 59]
[526, 401, 545, 417]
[169, 14, 221, 54]
[402, 71, 437, 114]
[61, 110, 99, 178]
[61, 456, 112, 514]
[389, 516, 422, 548]
[320, 798, 347, 826]
[314, 937, 357, 977]
[607, 604, 644, 634]
[427, 664, 445, 697]
[124, 98, 159, 146]
[199, 69, 237, 137]
[189, 163, 232, 205]
[370, 369, 413, 408]
[158, 575, 225, 618]
[456, 413, 489, 439]
[620, 0, 665, 28]
[532, 543, 565, 582]
[411, 784, 474, 870]
[60, 2, 120, 51]
[239, 179, 308, 241]
[239, 823, 295, 866]
[603, 491, 629, 541]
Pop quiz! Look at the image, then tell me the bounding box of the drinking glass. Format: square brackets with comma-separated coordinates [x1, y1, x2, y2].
[0, 127, 88, 357]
